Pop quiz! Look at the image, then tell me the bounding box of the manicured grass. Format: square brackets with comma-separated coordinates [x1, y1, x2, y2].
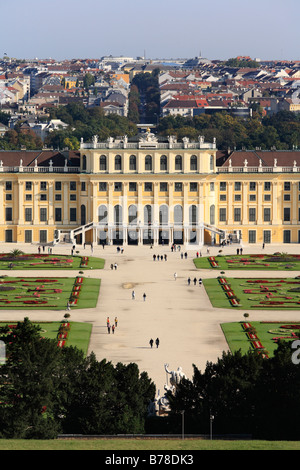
[0, 254, 105, 270]
[194, 253, 300, 270]
[203, 277, 300, 309]
[0, 438, 299, 450]
[0, 276, 100, 310]
[0, 321, 92, 356]
[221, 321, 300, 358]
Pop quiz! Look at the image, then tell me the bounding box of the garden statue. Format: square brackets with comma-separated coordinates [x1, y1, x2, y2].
[164, 363, 186, 387]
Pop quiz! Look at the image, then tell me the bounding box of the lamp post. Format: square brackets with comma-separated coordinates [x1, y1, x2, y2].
[181, 410, 185, 440]
[210, 412, 214, 440]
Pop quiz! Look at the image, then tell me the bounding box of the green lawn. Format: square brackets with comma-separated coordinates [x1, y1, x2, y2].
[0, 254, 104, 270]
[203, 277, 300, 309]
[0, 276, 100, 310]
[0, 321, 92, 356]
[221, 321, 300, 358]
[0, 438, 298, 450]
[194, 253, 300, 270]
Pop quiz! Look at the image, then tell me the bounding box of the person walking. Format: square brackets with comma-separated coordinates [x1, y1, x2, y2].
[174, 272, 177, 281]
[188, 277, 191, 286]
[193, 277, 197, 286]
[132, 290, 135, 300]
[149, 338, 154, 348]
[143, 293, 146, 302]
[155, 338, 160, 348]
[112, 324, 115, 334]
[115, 316, 118, 327]
[107, 324, 111, 334]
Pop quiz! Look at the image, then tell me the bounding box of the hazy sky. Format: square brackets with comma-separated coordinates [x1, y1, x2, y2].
[1, 0, 299, 61]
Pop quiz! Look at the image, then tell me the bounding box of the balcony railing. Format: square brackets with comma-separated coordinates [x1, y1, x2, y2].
[218, 166, 300, 173]
[0, 165, 79, 173]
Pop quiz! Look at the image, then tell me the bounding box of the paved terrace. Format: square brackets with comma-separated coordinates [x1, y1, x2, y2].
[0, 242, 299, 394]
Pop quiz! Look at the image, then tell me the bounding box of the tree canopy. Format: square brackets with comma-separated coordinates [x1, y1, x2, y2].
[0, 318, 155, 438]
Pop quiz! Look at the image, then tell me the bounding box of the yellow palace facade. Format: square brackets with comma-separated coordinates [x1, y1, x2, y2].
[0, 129, 300, 247]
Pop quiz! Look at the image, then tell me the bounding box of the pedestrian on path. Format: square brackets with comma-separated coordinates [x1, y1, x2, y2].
[193, 277, 197, 285]
[188, 277, 191, 285]
[174, 272, 177, 281]
[112, 324, 115, 334]
[149, 338, 154, 348]
[155, 338, 160, 348]
[115, 316, 118, 327]
[132, 290, 135, 300]
[107, 324, 111, 334]
[143, 293, 146, 301]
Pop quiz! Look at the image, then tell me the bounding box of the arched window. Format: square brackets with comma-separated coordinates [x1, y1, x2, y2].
[190, 155, 197, 171]
[159, 205, 168, 226]
[98, 205, 108, 225]
[100, 155, 107, 171]
[144, 205, 152, 225]
[189, 205, 198, 225]
[210, 205, 215, 225]
[174, 205, 183, 225]
[175, 155, 182, 171]
[210, 155, 214, 171]
[115, 155, 122, 171]
[128, 205, 138, 225]
[145, 155, 152, 171]
[82, 155, 87, 171]
[114, 205, 123, 225]
[129, 155, 136, 171]
[160, 155, 167, 171]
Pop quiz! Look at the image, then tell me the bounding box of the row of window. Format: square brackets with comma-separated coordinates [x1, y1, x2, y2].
[248, 230, 295, 244]
[98, 204, 198, 226]
[99, 182, 199, 192]
[220, 181, 298, 191]
[5, 207, 78, 223]
[2, 180, 299, 193]
[3, 228, 296, 245]
[82, 154, 214, 172]
[219, 193, 295, 202]
[4, 181, 79, 192]
[219, 207, 296, 222]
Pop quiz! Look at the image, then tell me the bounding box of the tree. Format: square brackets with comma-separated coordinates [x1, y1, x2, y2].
[0, 318, 155, 438]
[0, 318, 62, 438]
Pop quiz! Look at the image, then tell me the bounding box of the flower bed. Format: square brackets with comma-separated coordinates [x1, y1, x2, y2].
[57, 322, 71, 348]
[69, 277, 83, 305]
[209, 256, 219, 268]
[80, 257, 89, 267]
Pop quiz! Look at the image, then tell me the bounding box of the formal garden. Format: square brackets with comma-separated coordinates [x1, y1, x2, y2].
[0, 250, 104, 270]
[0, 320, 92, 355]
[203, 276, 300, 309]
[0, 276, 100, 309]
[221, 320, 300, 358]
[194, 252, 300, 270]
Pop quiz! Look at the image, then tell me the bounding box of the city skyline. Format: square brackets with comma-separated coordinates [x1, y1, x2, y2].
[1, 0, 299, 62]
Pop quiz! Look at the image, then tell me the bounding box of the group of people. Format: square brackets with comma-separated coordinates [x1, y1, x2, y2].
[153, 254, 167, 261]
[132, 291, 147, 301]
[106, 316, 118, 334]
[149, 338, 160, 348]
[187, 277, 202, 286]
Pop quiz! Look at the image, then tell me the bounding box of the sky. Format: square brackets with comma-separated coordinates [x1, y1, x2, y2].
[1, 0, 299, 62]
